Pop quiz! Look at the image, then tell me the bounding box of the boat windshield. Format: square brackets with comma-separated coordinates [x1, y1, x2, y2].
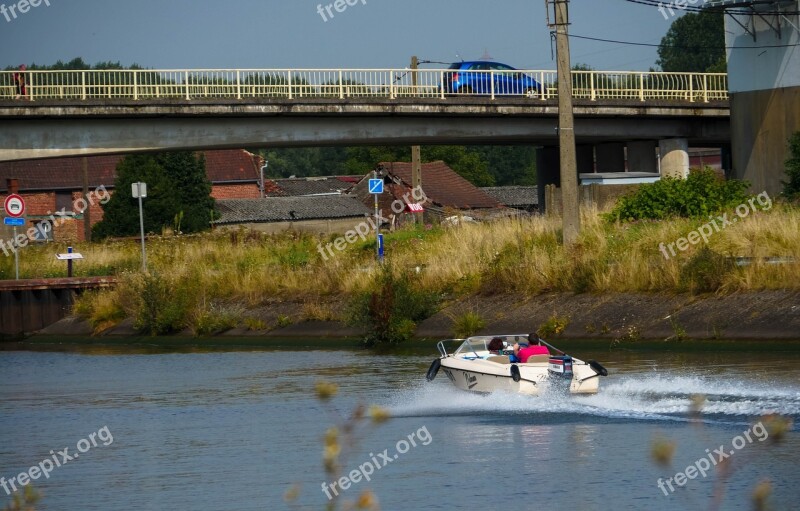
[453, 335, 531, 357]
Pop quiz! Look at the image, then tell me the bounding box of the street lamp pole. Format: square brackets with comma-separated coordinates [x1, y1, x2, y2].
[132, 182, 148, 273]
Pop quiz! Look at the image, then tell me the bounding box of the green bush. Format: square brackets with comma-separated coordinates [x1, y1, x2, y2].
[452, 311, 486, 338]
[191, 301, 242, 336]
[347, 265, 440, 347]
[130, 273, 194, 335]
[679, 246, 736, 293]
[538, 314, 570, 338]
[783, 132, 800, 200]
[606, 168, 750, 222]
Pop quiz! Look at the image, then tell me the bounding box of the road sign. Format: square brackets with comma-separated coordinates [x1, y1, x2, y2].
[132, 182, 147, 198]
[56, 253, 85, 260]
[368, 179, 384, 194]
[4, 194, 25, 217]
[4, 217, 25, 226]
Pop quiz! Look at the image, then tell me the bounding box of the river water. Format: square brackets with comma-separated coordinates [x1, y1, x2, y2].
[1, 343, 799, 511]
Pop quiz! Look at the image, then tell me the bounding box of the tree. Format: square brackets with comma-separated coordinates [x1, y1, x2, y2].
[255, 145, 536, 187]
[469, 145, 537, 185]
[93, 152, 216, 238]
[340, 146, 497, 186]
[783, 132, 800, 200]
[656, 12, 727, 73]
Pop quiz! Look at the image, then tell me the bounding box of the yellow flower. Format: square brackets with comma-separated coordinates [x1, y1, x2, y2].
[761, 414, 793, 443]
[650, 436, 675, 467]
[368, 405, 391, 424]
[284, 484, 301, 502]
[357, 490, 379, 509]
[752, 479, 772, 511]
[315, 380, 339, 401]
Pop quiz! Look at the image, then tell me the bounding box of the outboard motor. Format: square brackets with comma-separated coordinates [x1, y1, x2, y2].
[547, 355, 574, 380]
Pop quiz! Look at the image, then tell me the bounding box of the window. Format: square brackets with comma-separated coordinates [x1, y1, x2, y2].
[55, 192, 74, 214]
[490, 63, 515, 72]
[32, 221, 53, 242]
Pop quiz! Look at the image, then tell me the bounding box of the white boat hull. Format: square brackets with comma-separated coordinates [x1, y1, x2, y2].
[440, 356, 600, 396]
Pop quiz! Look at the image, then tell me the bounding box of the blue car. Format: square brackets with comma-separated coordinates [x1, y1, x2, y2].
[442, 61, 543, 97]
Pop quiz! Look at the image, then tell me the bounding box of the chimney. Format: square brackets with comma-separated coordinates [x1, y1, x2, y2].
[7, 178, 19, 194]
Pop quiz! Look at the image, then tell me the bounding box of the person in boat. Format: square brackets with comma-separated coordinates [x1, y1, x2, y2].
[487, 337, 505, 354]
[513, 333, 550, 363]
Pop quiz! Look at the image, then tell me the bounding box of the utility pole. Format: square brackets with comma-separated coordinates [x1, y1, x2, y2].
[549, 0, 580, 245]
[82, 157, 91, 242]
[410, 56, 423, 224]
[260, 161, 268, 198]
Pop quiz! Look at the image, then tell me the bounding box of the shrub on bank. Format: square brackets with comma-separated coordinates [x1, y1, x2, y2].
[346, 265, 440, 347]
[606, 168, 750, 222]
[784, 132, 800, 200]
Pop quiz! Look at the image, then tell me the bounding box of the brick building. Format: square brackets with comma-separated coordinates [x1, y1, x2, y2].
[0, 150, 263, 243]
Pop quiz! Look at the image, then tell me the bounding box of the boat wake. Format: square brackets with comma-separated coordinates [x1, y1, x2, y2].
[387, 373, 800, 425]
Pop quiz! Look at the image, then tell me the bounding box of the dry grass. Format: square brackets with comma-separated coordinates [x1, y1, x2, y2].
[7, 206, 799, 332]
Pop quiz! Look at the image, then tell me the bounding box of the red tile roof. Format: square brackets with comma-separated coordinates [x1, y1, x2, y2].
[378, 161, 501, 209]
[0, 155, 122, 192]
[202, 150, 262, 183]
[0, 150, 261, 192]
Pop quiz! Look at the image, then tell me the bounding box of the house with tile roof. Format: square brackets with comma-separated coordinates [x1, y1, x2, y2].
[213, 196, 372, 234]
[349, 161, 505, 227]
[481, 186, 539, 213]
[265, 176, 358, 197]
[0, 150, 264, 243]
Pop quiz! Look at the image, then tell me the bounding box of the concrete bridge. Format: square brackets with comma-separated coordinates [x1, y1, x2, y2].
[0, 68, 731, 176]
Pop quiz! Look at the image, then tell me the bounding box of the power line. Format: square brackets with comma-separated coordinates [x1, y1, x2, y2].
[569, 32, 800, 49]
[623, 0, 800, 16]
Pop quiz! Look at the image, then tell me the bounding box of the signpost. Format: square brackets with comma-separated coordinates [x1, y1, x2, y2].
[132, 182, 147, 272]
[369, 175, 384, 263]
[56, 246, 84, 277]
[3, 217, 25, 226]
[4, 194, 25, 280]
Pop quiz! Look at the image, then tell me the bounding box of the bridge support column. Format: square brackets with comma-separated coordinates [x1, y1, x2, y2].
[627, 141, 658, 173]
[537, 147, 561, 215]
[721, 144, 733, 179]
[595, 143, 625, 173]
[659, 138, 689, 179]
[576, 145, 594, 174]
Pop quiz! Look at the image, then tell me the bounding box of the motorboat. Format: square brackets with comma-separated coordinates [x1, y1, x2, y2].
[425, 334, 608, 395]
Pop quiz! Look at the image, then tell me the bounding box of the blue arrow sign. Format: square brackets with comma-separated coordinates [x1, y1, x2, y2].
[4, 217, 25, 226]
[368, 179, 384, 194]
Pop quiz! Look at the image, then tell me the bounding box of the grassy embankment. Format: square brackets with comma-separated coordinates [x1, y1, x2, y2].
[2, 205, 799, 336]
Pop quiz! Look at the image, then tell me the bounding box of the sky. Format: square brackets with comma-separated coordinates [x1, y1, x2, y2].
[0, 0, 678, 71]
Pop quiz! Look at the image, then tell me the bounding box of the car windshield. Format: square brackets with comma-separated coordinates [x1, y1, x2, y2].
[448, 63, 462, 70]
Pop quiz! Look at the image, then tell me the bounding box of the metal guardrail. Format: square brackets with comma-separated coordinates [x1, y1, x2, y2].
[1, 69, 729, 103]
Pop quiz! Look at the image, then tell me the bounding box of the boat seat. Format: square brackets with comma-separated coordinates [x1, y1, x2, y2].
[487, 355, 511, 364]
[524, 354, 550, 364]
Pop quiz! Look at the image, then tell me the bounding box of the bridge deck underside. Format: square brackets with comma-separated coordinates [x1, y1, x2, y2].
[0, 99, 731, 162]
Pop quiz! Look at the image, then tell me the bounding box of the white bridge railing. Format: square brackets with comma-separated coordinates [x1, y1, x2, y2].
[1, 69, 729, 103]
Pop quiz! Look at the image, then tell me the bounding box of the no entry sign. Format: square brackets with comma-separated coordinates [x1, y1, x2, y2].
[4, 194, 25, 218]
